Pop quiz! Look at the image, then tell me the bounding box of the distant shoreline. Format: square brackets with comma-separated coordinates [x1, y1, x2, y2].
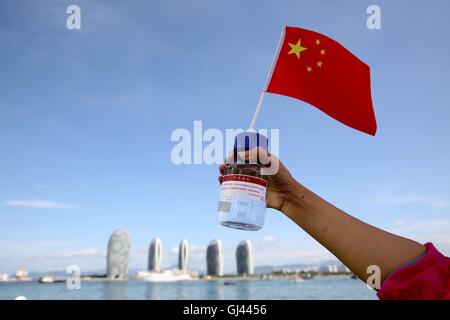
[0, 272, 355, 284]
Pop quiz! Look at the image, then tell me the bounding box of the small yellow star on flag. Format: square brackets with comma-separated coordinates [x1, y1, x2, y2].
[320, 49, 326, 56]
[306, 66, 313, 72]
[287, 39, 308, 59]
[317, 61, 323, 67]
[315, 39, 321, 45]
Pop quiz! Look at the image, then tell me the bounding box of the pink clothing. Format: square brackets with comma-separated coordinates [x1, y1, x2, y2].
[377, 243, 450, 300]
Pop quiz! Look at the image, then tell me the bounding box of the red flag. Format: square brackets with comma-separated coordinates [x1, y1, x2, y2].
[266, 26, 377, 135]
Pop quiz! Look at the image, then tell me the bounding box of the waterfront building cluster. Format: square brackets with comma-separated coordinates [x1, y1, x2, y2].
[106, 229, 253, 278]
[0, 229, 351, 283]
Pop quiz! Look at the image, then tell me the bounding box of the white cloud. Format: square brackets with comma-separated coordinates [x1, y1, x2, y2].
[387, 219, 450, 255]
[251, 237, 333, 266]
[370, 188, 450, 209]
[3, 200, 77, 209]
[0, 241, 101, 273]
[390, 219, 450, 231]
[37, 248, 106, 260]
[260, 235, 276, 244]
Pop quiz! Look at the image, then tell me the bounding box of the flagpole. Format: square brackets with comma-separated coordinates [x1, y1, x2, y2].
[247, 27, 286, 131]
[248, 91, 266, 130]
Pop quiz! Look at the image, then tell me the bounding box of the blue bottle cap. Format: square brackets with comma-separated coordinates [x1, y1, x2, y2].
[233, 132, 268, 152]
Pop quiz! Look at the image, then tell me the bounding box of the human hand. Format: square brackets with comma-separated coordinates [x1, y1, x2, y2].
[219, 147, 299, 212]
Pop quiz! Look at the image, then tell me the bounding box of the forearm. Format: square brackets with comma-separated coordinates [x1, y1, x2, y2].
[281, 181, 426, 282]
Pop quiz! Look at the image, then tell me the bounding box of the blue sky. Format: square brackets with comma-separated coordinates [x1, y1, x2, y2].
[1, 0, 450, 274]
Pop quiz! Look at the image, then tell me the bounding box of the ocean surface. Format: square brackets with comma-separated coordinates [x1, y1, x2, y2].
[0, 276, 377, 300]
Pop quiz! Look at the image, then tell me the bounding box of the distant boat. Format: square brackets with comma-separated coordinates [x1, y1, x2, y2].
[0, 274, 10, 282]
[302, 273, 314, 280]
[135, 270, 192, 282]
[260, 274, 272, 280]
[39, 276, 54, 284]
[292, 276, 305, 283]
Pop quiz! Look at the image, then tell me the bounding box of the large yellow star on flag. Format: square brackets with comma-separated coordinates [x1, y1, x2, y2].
[287, 39, 308, 59]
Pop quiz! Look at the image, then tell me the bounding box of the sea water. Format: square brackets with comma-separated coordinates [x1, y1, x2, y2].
[0, 276, 377, 300]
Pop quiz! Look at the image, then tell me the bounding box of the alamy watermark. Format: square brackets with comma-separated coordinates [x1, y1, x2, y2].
[366, 264, 381, 289]
[66, 265, 81, 290]
[170, 121, 280, 175]
[367, 5, 381, 30]
[66, 5, 81, 30]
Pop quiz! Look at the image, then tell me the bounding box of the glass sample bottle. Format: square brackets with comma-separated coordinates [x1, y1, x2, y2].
[218, 132, 269, 231]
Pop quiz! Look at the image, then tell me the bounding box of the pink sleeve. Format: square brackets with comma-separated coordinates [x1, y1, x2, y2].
[377, 243, 450, 300]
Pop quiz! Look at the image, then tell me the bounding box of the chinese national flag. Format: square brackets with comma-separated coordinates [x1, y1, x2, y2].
[266, 26, 377, 135]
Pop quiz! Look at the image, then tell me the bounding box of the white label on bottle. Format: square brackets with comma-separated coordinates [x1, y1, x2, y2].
[218, 174, 268, 226]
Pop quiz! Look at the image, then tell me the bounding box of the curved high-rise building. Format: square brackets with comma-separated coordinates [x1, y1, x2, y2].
[236, 240, 253, 276]
[178, 239, 190, 272]
[206, 239, 224, 276]
[106, 229, 131, 278]
[148, 237, 163, 272]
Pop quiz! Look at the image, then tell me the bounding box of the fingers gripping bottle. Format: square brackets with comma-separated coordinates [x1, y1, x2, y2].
[218, 132, 269, 231]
